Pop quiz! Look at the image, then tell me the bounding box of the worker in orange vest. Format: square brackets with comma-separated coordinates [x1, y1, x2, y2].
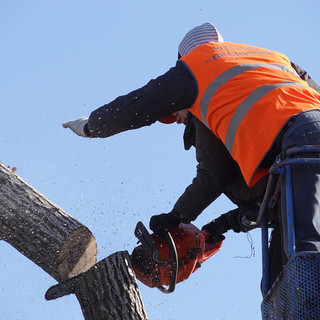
[63, 23, 320, 284]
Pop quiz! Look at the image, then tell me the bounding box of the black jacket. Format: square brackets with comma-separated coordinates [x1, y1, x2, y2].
[85, 60, 320, 223]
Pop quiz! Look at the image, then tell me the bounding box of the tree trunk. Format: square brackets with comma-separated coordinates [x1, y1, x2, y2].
[46, 251, 148, 320]
[0, 162, 97, 281]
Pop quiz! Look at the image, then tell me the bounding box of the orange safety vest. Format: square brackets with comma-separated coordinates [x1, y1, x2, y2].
[181, 42, 320, 186]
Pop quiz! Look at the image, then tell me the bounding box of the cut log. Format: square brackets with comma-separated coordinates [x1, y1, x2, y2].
[0, 162, 97, 281]
[46, 251, 148, 320]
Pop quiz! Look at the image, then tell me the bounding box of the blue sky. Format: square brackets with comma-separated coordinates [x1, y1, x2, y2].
[1, 1, 319, 319]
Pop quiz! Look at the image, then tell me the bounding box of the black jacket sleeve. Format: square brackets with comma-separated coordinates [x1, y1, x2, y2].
[86, 61, 197, 138]
[173, 116, 239, 223]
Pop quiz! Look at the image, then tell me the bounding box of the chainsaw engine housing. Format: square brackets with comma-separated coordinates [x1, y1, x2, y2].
[131, 223, 222, 289]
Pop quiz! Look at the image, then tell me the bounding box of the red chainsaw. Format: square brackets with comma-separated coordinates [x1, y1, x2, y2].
[131, 221, 222, 293]
[45, 221, 222, 300]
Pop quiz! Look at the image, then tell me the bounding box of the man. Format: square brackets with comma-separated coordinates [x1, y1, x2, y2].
[63, 23, 320, 276]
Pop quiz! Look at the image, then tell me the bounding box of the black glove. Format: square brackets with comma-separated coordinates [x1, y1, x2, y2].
[201, 208, 242, 243]
[201, 219, 226, 243]
[202, 208, 259, 243]
[149, 213, 180, 236]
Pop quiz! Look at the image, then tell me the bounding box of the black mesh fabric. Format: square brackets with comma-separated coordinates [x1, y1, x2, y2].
[261, 252, 320, 319]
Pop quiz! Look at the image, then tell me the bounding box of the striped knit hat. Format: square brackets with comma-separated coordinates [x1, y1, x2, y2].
[178, 22, 224, 57]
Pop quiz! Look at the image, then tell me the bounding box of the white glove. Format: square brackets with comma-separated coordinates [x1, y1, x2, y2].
[62, 117, 89, 137]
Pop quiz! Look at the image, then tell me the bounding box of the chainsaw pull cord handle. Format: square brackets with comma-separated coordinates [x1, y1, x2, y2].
[157, 231, 178, 294]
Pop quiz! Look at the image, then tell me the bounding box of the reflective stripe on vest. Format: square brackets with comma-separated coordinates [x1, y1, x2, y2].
[225, 80, 308, 152]
[199, 63, 299, 127]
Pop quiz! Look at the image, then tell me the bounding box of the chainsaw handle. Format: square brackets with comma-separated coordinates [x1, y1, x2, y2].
[157, 231, 178, 294]
[201, 231, 223, 262]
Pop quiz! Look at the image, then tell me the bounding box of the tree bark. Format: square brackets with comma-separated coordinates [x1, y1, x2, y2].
[0, 162, 97, 281]
[46, 251, 148, 320]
